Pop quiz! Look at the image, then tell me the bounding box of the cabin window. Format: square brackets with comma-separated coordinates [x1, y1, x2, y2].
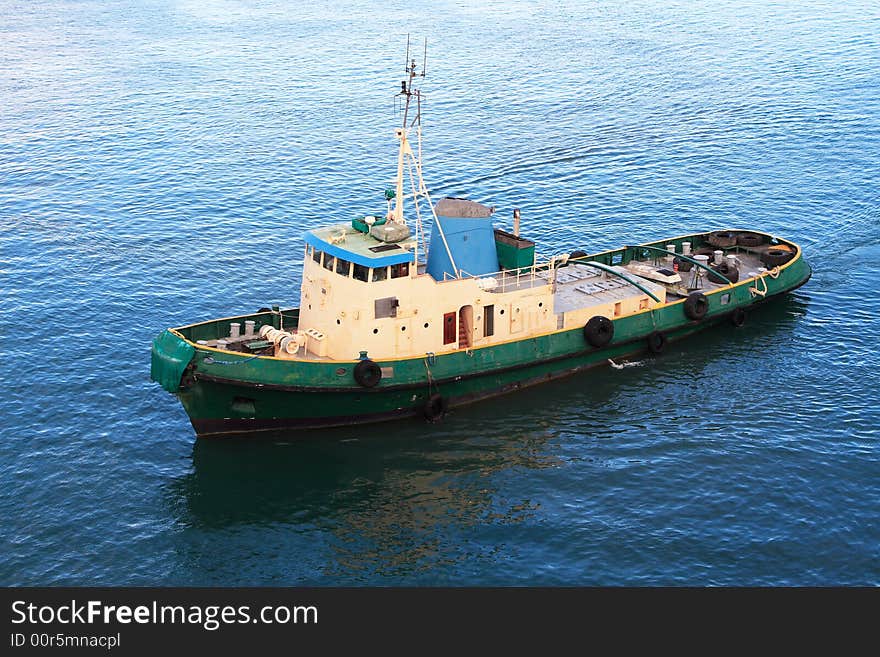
[484, 304, 495, 337]
[372, 266, 388, 282]
[639, 298, 649, 310]
[353, 264, 369, 282]
[323, 255, 335, 271]
[305, 245, 313, 257]
[391, 263, 409, 279]
[312, 249, 322, 264]
[443, 312, 456, 345]
[614, 302, 622, 317]
[375, 297, 399, 319]
[336, 258, 351, 277]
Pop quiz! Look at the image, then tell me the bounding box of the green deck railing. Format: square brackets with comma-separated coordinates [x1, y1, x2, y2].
[624, 244, 732, 285]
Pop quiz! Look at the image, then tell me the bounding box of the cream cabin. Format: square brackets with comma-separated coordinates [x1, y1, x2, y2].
[287, 198, 666, 361]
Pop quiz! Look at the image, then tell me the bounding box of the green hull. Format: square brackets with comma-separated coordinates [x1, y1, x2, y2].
[151, 235, 812, 437]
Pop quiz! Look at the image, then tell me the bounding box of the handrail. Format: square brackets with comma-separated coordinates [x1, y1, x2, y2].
[625, 244, 732, 285]
[575, 261, 662, 303]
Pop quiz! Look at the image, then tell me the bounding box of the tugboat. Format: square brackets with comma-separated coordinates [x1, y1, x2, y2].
[151, 50, 811, 437]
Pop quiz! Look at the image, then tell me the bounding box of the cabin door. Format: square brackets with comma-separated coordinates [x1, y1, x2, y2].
[443, 312, 457, 345]
[458, 305, 473, 349]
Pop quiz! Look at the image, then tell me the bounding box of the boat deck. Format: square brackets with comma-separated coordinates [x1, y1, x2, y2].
[195, 247, 781, 361]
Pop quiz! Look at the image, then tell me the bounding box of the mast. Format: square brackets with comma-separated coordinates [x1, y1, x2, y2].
[391, 38, 459, 275]
[391, 36, 424, 225]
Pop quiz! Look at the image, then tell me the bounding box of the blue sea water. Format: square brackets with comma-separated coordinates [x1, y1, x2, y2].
[1, 0, 879, 585]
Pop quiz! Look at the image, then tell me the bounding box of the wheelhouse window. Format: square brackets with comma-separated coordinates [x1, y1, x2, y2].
[323, 255, 335, 271]
[312, 249, 322, 264]
[371, 266, 388, 282]
[391, 263, 409, 279]
[336, 258, 351, 277]
[353, 263, 369, 282]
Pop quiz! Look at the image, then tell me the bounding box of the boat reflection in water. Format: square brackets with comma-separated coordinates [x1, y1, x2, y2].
[165, 412, 561, 582]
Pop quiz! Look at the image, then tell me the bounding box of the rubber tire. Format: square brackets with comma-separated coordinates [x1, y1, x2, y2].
[583, 316, 614, 348]
[684, 292, 709, 321]
[692, 247, 715, 259]
[354, 359, 382, 388]
[708, 231, 738, 248]
[730, 307, 747, 327]
[673, 256, 694, 272]
[708, 262, 740, 284]
[737, 232, 765, 248]
[647, 331, 667, 354]
[257, 307, 272, 313]
[761, 249, 795, 268]
[570, 250, 588, 261]
[423, 393, 448, 420]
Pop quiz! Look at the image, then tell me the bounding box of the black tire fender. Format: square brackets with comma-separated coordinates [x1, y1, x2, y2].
[354, 359, 382, 388]
[684, 292, 709, 321]
[673, 256, 694, 272]
[570, 250, 588, 260]
[423, 393, 448, 421]
[708, 231, 738, 248]
[761, 249, 795, 268]
[737, 232, 765, 248]
[708, 262, 740, 284]
[583, 316, 614, 348]
[647, 331, 667, 354]
[730, 307, 747, 327]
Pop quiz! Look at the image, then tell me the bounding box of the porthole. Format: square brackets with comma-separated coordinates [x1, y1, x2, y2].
[401, 326, 406, 331]
[424, 322, 429, 328]
[500, 309, 505, 315]
[336, 319, 341, 325]
[538, 302, 543, 308]
[373, 328, 379, 334]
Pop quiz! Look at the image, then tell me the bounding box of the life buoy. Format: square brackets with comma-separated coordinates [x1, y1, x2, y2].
[684, 292, 709, 321]
[423, 393, 448, 420]
[708, 261, 740, 284]
[730, 307, 747, 327]
[354, 359, 382, 388]
[761, 249, 795, 268]
[583, 316, 614, 348]
[647, 331, 667, 354]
